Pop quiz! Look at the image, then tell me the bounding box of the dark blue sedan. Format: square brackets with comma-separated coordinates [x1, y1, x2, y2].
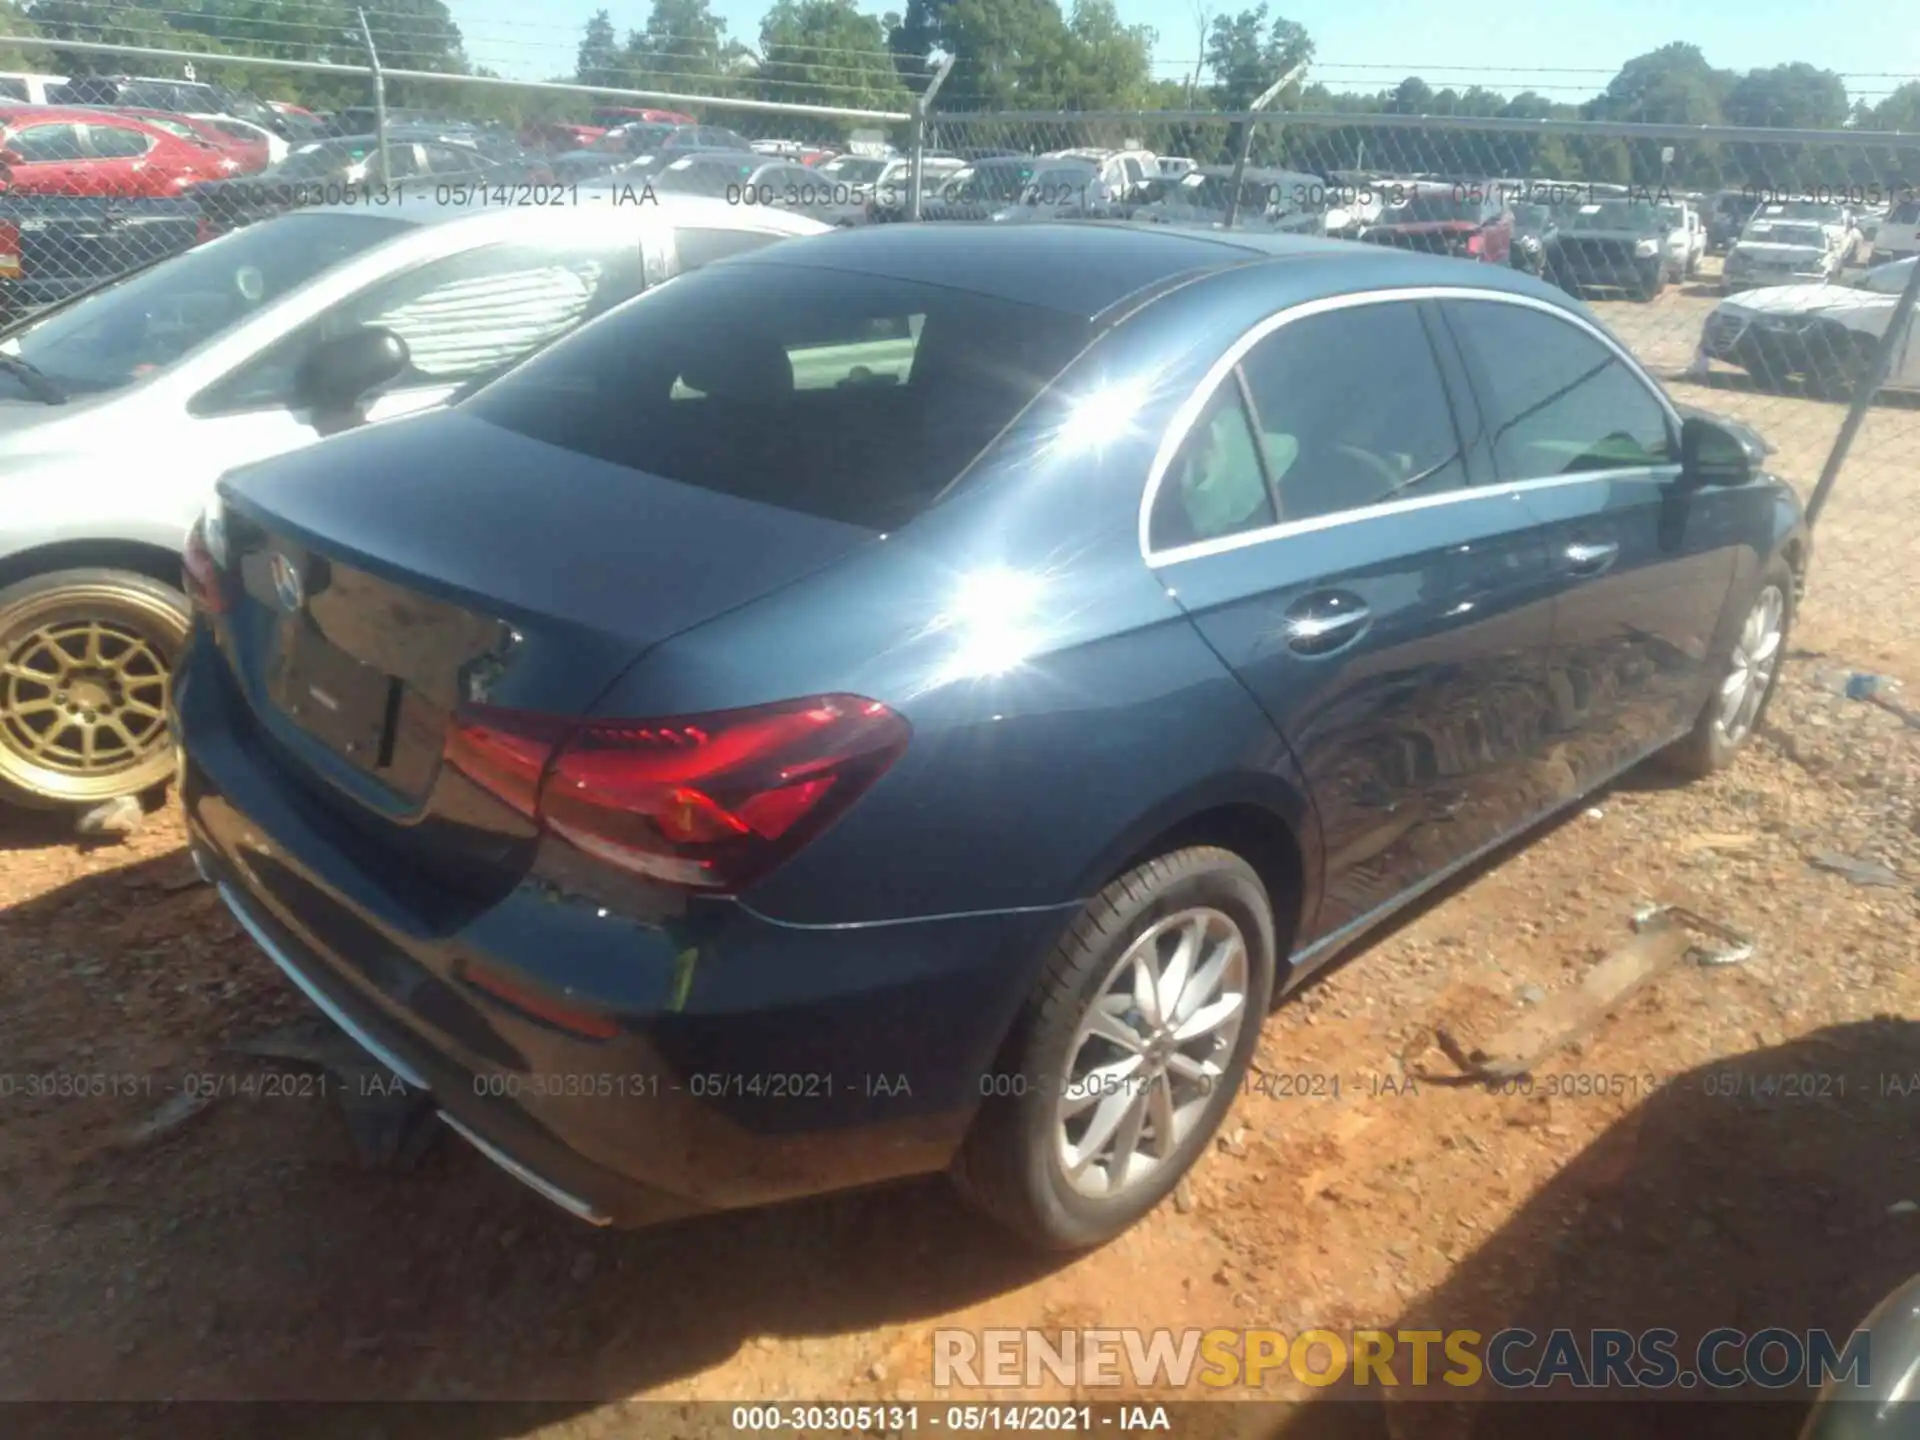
[173, 222, 1808, 1249]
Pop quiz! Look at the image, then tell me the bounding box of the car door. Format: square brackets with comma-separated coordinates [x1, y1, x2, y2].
[1437, 295, 1739, 787]
[1148, 295, 1563, 949]
[182, 238, 647, 469]
[79, 121, 162, 195]
[3, 120, 90, 194]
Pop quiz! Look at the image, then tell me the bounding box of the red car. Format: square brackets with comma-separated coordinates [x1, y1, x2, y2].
[1359, 184, 1514, 265]
[590, 106, 697, 127]
[520, 119, 607, 153]
[0, 105, 227, 196]
[111, 108, 265, 175]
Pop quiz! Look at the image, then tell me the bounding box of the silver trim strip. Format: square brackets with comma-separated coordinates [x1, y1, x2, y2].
[216, 881, 431, 1091]
[438, 1112, 613, 1227]
[1138, 284, 1685, 568]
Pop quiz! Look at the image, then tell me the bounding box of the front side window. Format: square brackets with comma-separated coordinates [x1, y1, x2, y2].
[1442, 299, 1675, 479]
[465, 264, 1092, 530]
[196, 240, 636, 413]
[84, 124, 154, 159]
[1236, 301, 1467, 524]
[0, 212, 410, 400]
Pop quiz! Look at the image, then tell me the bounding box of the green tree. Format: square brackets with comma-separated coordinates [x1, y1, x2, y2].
[622, 0, 740, 95]
[757, 0, 910, 133]
[576, 8, 621, 88]
[1723, 62, 1848, 130]
[1056, 0, 1153, 111]
[1587, 42, 1730, 125]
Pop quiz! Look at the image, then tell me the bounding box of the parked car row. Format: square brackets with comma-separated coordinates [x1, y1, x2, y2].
[0, 193, 1806, 1252]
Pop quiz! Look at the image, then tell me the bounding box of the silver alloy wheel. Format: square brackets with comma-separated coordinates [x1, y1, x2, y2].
[1716, 583, 1785, 744]
[1054, 906, 1249, 1200]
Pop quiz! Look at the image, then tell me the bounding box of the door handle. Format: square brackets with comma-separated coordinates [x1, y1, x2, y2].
[1284, 592, 1372, 656]
[1563, 539, 1620, 576]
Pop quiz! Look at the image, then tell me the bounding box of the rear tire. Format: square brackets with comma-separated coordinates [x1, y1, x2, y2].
[0, 567, 190, 809]
[951, 846, 1277, 1250]
[1656, 559, 1793, 779]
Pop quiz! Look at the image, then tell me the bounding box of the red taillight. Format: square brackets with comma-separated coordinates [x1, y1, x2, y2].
[181, 517, 226, 613]
[0, 219, 18, 277]
[1466, 231, 1484, 256]
[444, 695, 909, 891]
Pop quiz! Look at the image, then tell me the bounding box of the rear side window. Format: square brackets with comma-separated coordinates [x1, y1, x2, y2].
[1149, 383, 1275, 551]
[85, 125, 154, 159]
[465, 263, 1093, 530]
[1442, 299, 1675, 478]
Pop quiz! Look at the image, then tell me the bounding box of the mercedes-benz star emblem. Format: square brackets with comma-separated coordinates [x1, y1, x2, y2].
[268, 552, 304, 613]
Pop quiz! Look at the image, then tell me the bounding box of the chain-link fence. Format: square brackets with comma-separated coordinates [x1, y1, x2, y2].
[918, 107, 1920, 657]
[0, 27, 1914, 659]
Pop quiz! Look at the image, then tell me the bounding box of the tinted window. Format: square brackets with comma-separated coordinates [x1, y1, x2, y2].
[1443, 299, 1675, 478]
[466, 264, 1092, 530]
[0, 79, 26, 102]
[1236, 302, 1465, 523]
[1149, 383, 1275, 551]
[199, 240, 637, 412]
[8, 123, 85, 162]
[5, 213, 410, 398]
[85, 124, 154, 159]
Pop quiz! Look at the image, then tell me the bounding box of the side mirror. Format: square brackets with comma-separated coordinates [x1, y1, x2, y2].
[1680, 414, 1753, 487]
[292, 327, 409, 427]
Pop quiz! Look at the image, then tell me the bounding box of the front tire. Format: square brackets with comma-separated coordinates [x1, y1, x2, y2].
[952, 846, 1277, 1250]
[1656, 560, 1792, 778]
[0, 567, 190, 808]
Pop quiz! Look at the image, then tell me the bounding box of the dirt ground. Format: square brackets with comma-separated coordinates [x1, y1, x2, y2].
[4, 254, 1920, 1437]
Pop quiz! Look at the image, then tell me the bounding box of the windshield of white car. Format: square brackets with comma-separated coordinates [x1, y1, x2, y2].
[1748, 223, 1827, 247]
[819, 155, 887, 184]
[1765, 201, 1845, 223]
[0, 213, 409, 400]
[1565, 200, 1662, 232]
[655, 155, 757, 197]
[272, 140, 376, 180]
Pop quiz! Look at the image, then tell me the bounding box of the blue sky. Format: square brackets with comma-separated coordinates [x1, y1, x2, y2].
[450, 0, 1919, 108]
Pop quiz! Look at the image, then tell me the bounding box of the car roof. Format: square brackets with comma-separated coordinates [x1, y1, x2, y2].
[717, 222, 1438, 318]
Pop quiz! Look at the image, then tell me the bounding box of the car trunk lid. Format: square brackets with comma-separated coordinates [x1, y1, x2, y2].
[214, 410, 877, 884]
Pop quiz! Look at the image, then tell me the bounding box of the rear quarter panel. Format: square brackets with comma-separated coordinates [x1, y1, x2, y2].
[584, 274, 1343, 930]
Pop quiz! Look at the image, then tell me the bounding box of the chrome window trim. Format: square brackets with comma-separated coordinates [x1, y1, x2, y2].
[1138, 284, 1685, 569]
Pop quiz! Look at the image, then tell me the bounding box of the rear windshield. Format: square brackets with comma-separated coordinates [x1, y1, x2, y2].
[464, 262, 1094, 530]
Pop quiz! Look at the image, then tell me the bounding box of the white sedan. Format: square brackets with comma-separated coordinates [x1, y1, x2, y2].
[1691, 256, 1918, 397]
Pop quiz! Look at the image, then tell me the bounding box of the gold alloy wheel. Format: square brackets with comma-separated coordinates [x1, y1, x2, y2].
[0, 577, 190, 806]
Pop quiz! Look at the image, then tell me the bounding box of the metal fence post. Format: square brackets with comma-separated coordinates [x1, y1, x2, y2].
[357, 8, 389, 181]
[1805, 255, 1920, 529]
[1222, 63, 1304, 229]
[909, 54, 956, 222]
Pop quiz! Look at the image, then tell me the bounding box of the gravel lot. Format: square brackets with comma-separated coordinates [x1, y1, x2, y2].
[3, 252, 1918, 1435]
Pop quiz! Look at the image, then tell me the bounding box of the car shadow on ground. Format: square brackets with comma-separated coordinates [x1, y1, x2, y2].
[1271, 1017, 1920, 1440]
[0, 849, 1078, 1433]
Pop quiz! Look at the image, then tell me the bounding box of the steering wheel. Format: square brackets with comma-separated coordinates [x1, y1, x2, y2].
[1331, 441, 1406, 490]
